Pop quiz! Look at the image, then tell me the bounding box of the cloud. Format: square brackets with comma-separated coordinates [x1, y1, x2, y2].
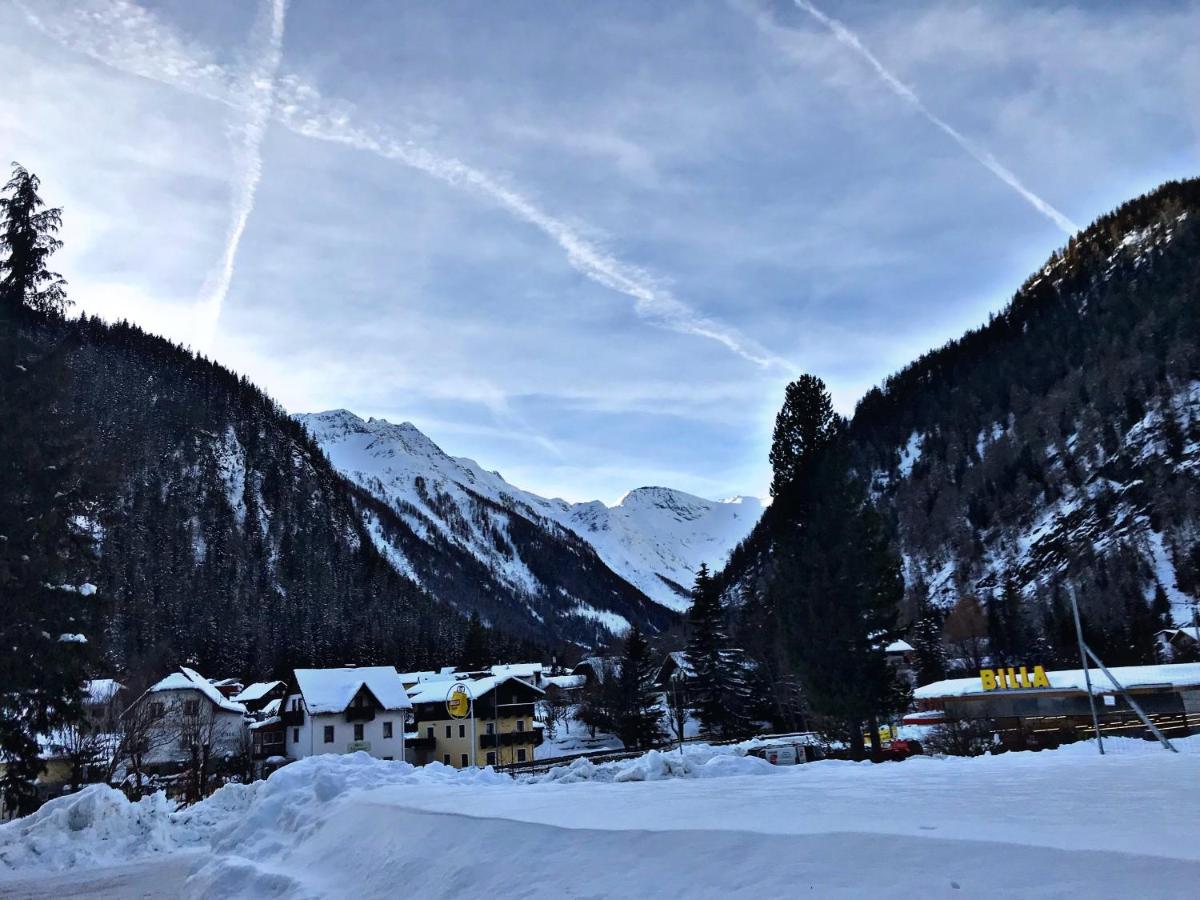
[773, 1, 1079, 236]
[196, 0, 287, 350]
[19, 0, 792, 372]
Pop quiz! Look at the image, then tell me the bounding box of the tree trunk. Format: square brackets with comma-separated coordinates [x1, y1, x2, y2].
[848, 721, 866, 757]
[868, 718, 882, 757]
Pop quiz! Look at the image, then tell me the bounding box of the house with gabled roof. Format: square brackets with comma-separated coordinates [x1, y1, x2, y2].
[126, 666, 249, 773]
[405, 673, 544, 769]
[280, 666, 411, 762]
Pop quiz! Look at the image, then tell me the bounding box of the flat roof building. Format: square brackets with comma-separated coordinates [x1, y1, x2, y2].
[913, 662, 1200, 750]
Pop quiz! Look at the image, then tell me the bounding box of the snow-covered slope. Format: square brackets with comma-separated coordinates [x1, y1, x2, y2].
[298, 410, 763, 612]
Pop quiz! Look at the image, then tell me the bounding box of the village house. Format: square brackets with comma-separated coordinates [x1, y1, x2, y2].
[125, 667, 249, 774]
[406, 673, 544, 769]
[234, 680, 289, 714]
[277, 666, 411, 762]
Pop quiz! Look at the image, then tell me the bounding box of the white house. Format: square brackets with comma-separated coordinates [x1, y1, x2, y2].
[133, 667, 248, 771]
[283, 666, 411, 761]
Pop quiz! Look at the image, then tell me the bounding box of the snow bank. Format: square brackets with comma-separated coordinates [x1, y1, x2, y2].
[0, 745, 766, 875]
[5, 738, 1199, 896]
[0, 786, 179, 872]
[533, 745, 774, 784]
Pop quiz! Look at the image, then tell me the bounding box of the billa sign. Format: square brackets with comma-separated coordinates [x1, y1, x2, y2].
[980, 665, 1051, 691]
[446, 683, 472, 719]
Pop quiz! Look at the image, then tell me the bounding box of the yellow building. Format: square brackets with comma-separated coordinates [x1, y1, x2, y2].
[406, 675, 543, 768]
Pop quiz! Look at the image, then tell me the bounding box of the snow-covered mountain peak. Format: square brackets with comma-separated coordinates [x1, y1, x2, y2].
[296, 411, 764, 613]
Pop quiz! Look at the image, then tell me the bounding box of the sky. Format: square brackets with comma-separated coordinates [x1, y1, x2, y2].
[2, 0, 1197, 504]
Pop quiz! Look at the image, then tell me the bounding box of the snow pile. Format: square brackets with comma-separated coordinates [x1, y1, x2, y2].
[533, 744, 774, 784]
[0, 786, 180, 872]
[3, 740, 1199, 897]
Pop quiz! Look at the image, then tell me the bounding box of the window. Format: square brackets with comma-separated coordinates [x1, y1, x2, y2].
[426, 726, 434, 740]
[383, 721, 393, 739]
[517, 749, 527, 762]
[460, 754, 469, 768]
[292, 728, 299, 744]
[443, 754, 451, 764]
[486, 722, 495, 735]
[486, 751, 496, 766]
[516, 719, 525, 732]
[183, 699, 200, 717]
[383, 756, 393, 761]
[458, 723, 465, 738]
[323, 725, 334, 744]
[445, 724, 452, 739]
[149, 701, 165, 718]
[353, 723, 364, 741]
[290, 698, 301, 711]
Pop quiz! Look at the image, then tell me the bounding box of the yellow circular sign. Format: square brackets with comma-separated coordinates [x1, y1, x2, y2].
[446, 683, 471, 719]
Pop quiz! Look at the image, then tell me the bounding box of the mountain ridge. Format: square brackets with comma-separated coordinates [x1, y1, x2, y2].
[297, 409, 764, 613]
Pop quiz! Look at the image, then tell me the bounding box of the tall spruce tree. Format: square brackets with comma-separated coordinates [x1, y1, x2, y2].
[0, 164, 93, 812]
[769, 374, 839, 499]
[686, 564, 726, 735]
[614, 624, 663, 750]
[764, 375, 907, 754]
[0, 164, 69, 316]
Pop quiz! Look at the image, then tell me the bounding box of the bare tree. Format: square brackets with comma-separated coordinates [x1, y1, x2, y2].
[943, 596, 989, 673]
[665, 673, 688, 749]
[541, 686, 572, 740]
[108, 697, 175, 798]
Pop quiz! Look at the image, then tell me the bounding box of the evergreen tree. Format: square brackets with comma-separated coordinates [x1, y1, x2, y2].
[986, 576, 1031, 666]
[0, 164, 93, 812]
[0, 164, 69, 316]
[909, 601, 947, 685]
[769, 374, 839, 499]
[458, 610, 491, 669]
[614, 625, 663, 750]
[764, 377, 908, 754]
[686, 564, 727, 736]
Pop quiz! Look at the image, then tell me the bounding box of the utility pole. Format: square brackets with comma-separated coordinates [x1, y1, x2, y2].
[1069, 591, 1104, 755]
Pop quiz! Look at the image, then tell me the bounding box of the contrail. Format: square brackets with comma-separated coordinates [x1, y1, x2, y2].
[197, 0, 287, 350]
[790, 1, 1078, 235]
[19, 1, 791, 371]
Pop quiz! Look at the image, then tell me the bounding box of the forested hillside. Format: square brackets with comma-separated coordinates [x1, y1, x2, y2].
[12, 312, 522, 680]
[724, 178, 1200, 670]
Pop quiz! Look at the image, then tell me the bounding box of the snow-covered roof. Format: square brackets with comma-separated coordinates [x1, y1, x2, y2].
[396, 670, 440, 685]
[544, 674, 585, 690]
[234, 681, 285, 704]
[573, 656, 621, 683]
[294, 666, 412, 714]
[886, 640, 915, 654]
[407, 673, 544, 705]
[148, 667, 247, 714]
[85, 678, 123, 705]
[490, 663, 543, 678]
[915, 662, 1200, 700]
[260, 698, 282, 717]
[249, 715, 282, 731]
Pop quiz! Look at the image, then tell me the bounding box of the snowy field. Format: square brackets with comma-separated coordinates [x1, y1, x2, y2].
[1, 738, 1198, 898]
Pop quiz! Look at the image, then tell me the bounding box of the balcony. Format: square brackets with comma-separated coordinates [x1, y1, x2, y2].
[252, 733, 287, 760]
[280, 709, 305, 727]
[406, 734, 436, 752]
[344, 706, 376, 722]
[480, 729, 543, 749]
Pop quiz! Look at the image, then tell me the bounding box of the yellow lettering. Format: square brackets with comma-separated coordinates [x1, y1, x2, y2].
[1017, 666, 1029, 688]
[980, 669, 996, 691]
[1031, 665, 1050, 688]
[1006, 667, 1016, 689]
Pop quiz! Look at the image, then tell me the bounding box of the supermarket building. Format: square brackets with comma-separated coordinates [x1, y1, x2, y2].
[910, 662, 1200, 750]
